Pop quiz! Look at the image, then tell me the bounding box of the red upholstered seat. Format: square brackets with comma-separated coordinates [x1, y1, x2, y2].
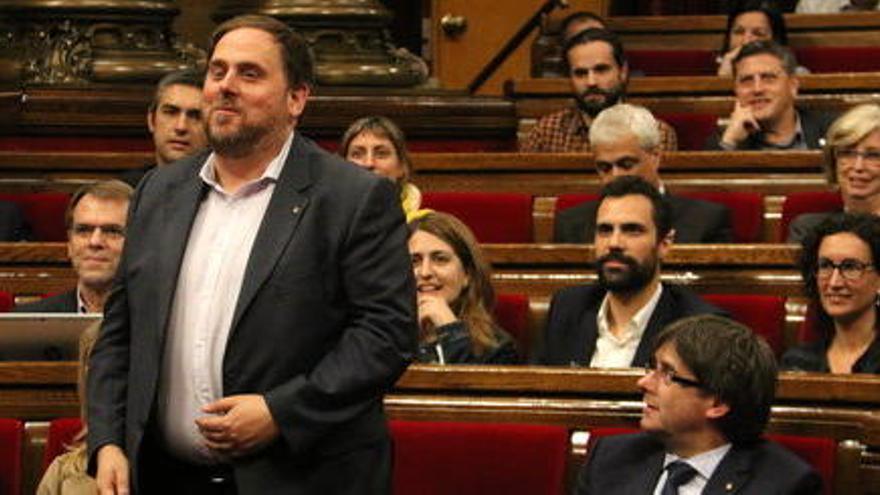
[798, 303, 824, 344]
[657, 113, 719, 151]
[494, 293, 529, 356]
[626, 50, 717, 76]
[794, 46, 880, 73]
[0, 418, 24, 495]
[589, 428, 835, 495]
[767, 434, 836, 495]
[703, 294, 786, 357]
[421, 192, 533, 243]
[390, 420, 569, 495]
[0, 192, 70, 241]
[42, 417, 84, 472]
[0, 291, 13, 312]
[680, 191, 764, 243]
[779, 191, 842, 241]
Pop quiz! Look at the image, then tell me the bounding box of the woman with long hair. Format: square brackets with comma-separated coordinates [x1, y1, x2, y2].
[408, 211, 518, 364]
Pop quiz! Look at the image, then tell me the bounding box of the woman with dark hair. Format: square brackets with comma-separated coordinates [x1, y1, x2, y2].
[408, 211, 518, 364]
[339, 116, 422, 220]
[717, 2, 798, 76]
[782, 213, 880, 373]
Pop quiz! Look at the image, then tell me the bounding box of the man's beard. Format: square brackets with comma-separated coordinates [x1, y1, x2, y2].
[575, 83, 625, 118]
[206, 118, 271, 159]
[597, 249, 657, 294]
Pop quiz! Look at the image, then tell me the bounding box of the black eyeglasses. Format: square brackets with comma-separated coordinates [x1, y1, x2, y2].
[816, 258, 873, 281]
[644, 363, 703, 389]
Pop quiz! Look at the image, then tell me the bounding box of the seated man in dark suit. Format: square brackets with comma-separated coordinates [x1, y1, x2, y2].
[0, 200, 31, 241]
[14, 180, 132, 313]
[535, 176, 725, 367]
[576, 314, 822, 494]
[706, 40, 834, 151]
[555, 103, 732, 244]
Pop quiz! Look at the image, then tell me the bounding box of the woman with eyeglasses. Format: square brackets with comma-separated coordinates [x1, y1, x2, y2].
[788, 104, 880, 243]
[782, 213, 880, 373]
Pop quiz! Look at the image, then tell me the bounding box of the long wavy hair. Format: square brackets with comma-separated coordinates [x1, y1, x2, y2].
[409, 212, 499, 355]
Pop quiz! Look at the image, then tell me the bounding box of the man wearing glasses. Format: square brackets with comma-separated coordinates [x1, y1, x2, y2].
[576, 314, 822, 494]
[535, 176, 725, 367]
[14, 180, 133, 313]
[706, 40, 834, 151]
[555, 104, 732, 244]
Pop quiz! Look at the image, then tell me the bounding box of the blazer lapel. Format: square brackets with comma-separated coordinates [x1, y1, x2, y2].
[703, 446, 752, 494]
[229, 134, 312, 332]
[157, 168, 208, 342]
[617, 448, 665, 494]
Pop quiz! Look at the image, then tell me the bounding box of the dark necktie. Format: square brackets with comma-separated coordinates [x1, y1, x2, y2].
[661, 461, 698, 495]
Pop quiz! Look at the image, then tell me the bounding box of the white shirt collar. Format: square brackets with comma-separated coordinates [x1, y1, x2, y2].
[663, 443, 733, 482]
[597, 282, 664, 341]
[199, 131, 294, 197]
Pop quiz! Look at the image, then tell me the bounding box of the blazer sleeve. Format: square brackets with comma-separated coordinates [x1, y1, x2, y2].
[262, 177, 418, 454]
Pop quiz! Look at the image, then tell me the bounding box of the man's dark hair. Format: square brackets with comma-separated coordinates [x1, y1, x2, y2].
[559, 11, 607, 41]
[653, 314, 778, 446]
[721, 1, 789, 53]
[148, 69, 203, 114]
[732, 40, 798, 77]
[562, 28, 626, 75]
[65, 180, 134, 229]
[598, 176, 672, 241]
[209, 14, 315, 90]
[799, 212, 880, 336]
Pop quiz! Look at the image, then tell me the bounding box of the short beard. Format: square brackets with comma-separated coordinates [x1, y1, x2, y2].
[597, 250, 657, 294]
[575, 83, 625, 118]
[207, 122, 270, 159]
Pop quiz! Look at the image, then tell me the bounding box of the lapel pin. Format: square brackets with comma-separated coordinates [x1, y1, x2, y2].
[292, 206, 302, 215]
[725, 482, 734, 491]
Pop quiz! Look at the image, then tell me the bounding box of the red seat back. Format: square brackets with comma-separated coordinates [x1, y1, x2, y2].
[494, 293, 529, 355]
[797, 303, 825, 344]
[390, 420, 569, 495]
[794, 46, 880, 73]
[780, 192, 842, 241]
[657, 113, 719, 151]
[680, 191, 764, 243]
[767, 434, 836, 495]
[0, 418, 24, 495]
[422, 192, 533, 243]
[0, 291, 13, 312]
[626, 50, 717, 76]
[42, 417, 84, 472]
[703, 294, 786, 357]
[0, 193, 70, 241]
[556, 193, 598, 214]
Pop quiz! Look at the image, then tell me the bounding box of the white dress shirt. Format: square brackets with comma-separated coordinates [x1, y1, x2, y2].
[158, 132, 294, 464]
[652, 444, 732, 495]
[590, 284, 663, 368]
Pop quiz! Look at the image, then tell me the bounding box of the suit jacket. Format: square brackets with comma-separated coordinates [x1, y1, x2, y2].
[87, 134, 418, 494]
[575, 432, 822, 494]
[554, 194, 733, 244]
[705, 108, 835, 150]
[533, 283, 725, 366]
[0, 200, 32, 241]
[12, 290, 77, 313]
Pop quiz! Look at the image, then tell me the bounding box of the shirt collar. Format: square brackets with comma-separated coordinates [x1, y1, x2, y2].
[663, 443, 732, 482]
[597, 283, 664, 341]
[761, 111, 805, 150]
[199, 131, 294, 197]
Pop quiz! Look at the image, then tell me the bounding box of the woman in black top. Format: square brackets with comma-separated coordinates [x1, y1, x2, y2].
[782, 213, 880, 373]
[408, 211, 518, 364]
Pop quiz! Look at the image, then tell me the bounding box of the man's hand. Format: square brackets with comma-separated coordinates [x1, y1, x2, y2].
[721, 101, 761, 148]
[96, 444, 130, 495]
[196, 394, 280, 457]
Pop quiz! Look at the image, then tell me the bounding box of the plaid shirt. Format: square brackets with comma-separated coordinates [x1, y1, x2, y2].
[519, 105, 678, 152]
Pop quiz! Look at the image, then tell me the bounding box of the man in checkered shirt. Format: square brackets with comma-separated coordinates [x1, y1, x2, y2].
[520, 28, 677, 153]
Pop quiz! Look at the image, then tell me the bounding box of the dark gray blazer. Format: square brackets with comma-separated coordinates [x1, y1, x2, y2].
[0, 200, 31, 241]
[554, 195, 733, 244]
[533, 283, 725, 366]
[87, 134, 418, 494]
[576, 432, 822, 495]
[705, 108, 835, 151]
